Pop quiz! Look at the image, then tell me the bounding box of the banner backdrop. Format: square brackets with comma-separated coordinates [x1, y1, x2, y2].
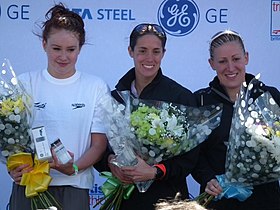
[0, 0, 279, 209]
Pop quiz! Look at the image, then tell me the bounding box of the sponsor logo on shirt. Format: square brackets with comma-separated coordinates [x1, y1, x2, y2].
[72, 103, 85, 110]
[34, 102, 46, 110]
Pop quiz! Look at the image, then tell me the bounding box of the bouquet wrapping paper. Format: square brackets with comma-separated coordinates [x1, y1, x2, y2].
[0, 59, 60, 210]
[196, 75, 280, 207]
[225, 75, 280, 185]
[96, 91, 223, 210]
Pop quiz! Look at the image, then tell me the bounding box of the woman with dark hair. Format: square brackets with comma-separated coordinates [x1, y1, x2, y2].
[97, 23, 199, 210]
[192, 29, 280, 210]
[8, 3, 109, 210]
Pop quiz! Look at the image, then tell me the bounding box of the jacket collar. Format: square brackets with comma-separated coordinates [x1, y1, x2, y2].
[115, 67, 163, 92]
[209, 73, 255, 103]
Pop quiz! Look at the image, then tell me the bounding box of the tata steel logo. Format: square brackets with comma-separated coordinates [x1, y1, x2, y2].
[158, 0, 200, 37]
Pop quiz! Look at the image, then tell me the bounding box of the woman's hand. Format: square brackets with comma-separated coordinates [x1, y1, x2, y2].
[205, 178, 223, 196]
[9, 164, 33, 184]
[108, 154, 133, 184]
[121, 157, 156, 182]
[49, 149, 75, 175]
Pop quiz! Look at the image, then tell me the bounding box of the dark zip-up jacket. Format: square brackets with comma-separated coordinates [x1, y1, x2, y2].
[110, 67, 199, 210]
[192, 73, 280, 210]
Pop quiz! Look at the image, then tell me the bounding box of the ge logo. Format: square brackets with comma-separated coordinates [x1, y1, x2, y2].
[158, 0, 200, 37]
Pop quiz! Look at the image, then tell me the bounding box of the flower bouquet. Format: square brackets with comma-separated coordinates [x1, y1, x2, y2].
[225, 75, 280, 185]
[0, 59, 33, 161]
[196, 74, 280, 207]
[0, 59, 60, 210]
[129, 96, 223, 192]
[95, 91, 223, 210]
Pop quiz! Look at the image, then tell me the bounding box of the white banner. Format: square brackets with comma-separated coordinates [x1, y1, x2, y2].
[0, 0, 279, 209]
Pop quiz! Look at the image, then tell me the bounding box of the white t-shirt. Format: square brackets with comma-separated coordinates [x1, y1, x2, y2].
[19, 69, 110, 190]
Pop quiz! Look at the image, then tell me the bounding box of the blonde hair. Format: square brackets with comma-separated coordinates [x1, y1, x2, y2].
[209, 29, 245, 59]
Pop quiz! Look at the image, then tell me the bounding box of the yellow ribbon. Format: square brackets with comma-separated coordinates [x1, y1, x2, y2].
[7, 153, 33, 171]
[7, 153, 52, 198]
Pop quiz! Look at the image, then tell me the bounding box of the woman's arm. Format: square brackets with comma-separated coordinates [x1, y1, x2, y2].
[51, 133, 107, 175]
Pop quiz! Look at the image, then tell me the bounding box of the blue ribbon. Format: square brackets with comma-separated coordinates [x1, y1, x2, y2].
[215, 175, 253, 201]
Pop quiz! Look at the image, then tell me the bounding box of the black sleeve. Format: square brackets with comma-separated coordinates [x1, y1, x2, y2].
[93, 143, 114, 172]
[266, 86, 280, 106]
[191, 143, 216, 189]
[162, 146, 200, 180]
[191, 90, 225, 191]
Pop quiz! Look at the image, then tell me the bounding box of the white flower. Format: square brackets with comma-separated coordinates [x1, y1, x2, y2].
[271, 136, 280, 163]
[172, 125, 184, 137]
[150, 114, 163, 128]
[166, 114, 178, 131]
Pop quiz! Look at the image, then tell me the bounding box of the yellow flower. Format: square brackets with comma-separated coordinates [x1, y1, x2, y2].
[0, 97, 25, 116]
[0, 98, 13, 115]
[13, 97, 25, 112]
[161, 138, 174, 147]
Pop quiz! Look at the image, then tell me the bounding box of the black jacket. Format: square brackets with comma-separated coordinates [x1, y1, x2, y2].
[192, 73, 280, 210]
[106, 67, 198, 210]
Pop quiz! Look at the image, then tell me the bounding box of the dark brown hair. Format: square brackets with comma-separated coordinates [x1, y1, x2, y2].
[129, 23, 167, 51]
[38, 3, 85, 48]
